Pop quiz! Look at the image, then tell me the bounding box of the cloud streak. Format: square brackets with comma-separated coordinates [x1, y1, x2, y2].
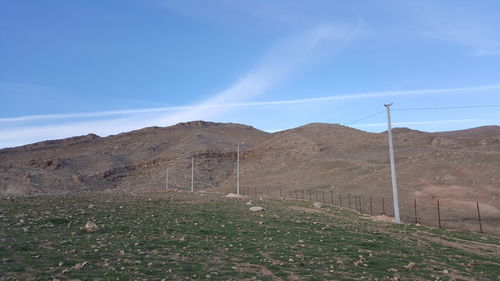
[0, 23, 361, 148]
[1, 83, 499, 124]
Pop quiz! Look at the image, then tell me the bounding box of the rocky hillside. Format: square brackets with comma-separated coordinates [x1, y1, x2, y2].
[1, 121, 500, 226]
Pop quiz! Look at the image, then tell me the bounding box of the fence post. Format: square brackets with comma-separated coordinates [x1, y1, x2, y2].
[316, 191, 319, 202]
[359, 196, 362, 213]
[414, 198, 418, 224]
[354, 195, 358, 211]
[255, 186, 257, 195]
[279, 187, 282, 197]
[339, 192, 342, 206]
[370, 196, 373, 215]
[322, 191, 325, 203]
[309, 190, 312, 201]
[348, 193, 351, 209]
[267, 186, 270, 197]
[382, 197, 385, 215]
[437, 200, 442, 228]
[330, 191, 334, 204]
[295, 190, 298, 199]
[477, 201, 483, 233]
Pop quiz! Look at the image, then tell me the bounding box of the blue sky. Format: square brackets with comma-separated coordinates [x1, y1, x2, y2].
[1, 0, 500, 147]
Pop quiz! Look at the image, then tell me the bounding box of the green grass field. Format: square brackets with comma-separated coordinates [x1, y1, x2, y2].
[1, 192, 499, 280]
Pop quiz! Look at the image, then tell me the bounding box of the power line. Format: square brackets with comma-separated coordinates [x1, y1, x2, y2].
[394, 104, 500, 111]
[345, 110, 385, 125]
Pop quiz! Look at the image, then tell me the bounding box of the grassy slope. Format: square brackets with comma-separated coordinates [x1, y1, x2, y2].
[0, 192, 499, 281]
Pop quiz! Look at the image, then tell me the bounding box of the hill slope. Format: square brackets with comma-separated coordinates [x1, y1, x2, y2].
[1, 121, 500, 232]
[1, 192, 499, 280]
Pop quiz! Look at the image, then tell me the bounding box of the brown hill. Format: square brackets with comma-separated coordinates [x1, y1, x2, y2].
[1, 121, 499, 232]
[0, 121, 269, 195]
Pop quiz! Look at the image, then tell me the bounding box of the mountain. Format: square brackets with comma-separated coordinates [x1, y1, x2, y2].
[0, 121, 270, 195]
[1, 121, 500, 230]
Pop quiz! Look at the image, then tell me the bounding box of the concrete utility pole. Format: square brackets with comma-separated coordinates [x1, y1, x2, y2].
[191, 157, 194, 192]
[166, 168, 169, 190]
[236, 144, 240, 195]
[385, 103, 401, 223]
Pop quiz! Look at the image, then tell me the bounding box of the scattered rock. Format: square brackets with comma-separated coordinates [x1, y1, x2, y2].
[369, 215, 395, 223]
[84, 221, 98, 232]
[74, 261, 88, 270]
[226, 193, 242, 198]
[245, 201, 252, 205]
[313, 202, 322, 209]
[71, 174, 82, 183]
[249, 206, 265, 212]
[404, 262, 416, 269]
[442, 269, 449, 274]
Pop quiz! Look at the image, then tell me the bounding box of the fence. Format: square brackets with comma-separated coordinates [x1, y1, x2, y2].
[235, 185, 497, 235]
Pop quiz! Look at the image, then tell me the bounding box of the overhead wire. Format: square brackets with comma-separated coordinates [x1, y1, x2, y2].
[345, 110, 386, 125]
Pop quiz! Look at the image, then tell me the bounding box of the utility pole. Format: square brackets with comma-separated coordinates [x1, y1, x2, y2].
[191, 157, 194, 192]
[236, 144, 240, 195]
[385, 103, 401, 224]
[166, 168, 169, 190]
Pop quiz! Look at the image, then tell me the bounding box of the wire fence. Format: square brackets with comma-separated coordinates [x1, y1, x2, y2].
[233, 185, 497, 235]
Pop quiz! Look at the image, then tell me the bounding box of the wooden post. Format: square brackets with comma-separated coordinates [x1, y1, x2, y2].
[382, 197, 385, 215]
[279, 187, 282, 197]
[359, 196, 362, 213]
[267, 186, 270, 197]
[330, 191, 334, 204]
[339, 192, 342, 206]
[322, 191, 325, 203]
[302, 190, 305, 200]
[348, 193, 351, 209]
[437, 200, 442, 228]
[370, 196, 373, 216]
[295, 190, 298, 199]
[316, 191, 319, 202]
[477, 201, 483, 233]
[309, 190, 312, 201]
[414, 198, 418, 224]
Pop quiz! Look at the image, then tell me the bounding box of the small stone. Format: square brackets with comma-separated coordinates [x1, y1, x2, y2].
[442, 269, 449, 274]
[225, 193, 242, 198]
[74, 261, 87, 270]
[313, 202, 322, 208]
[245, 201, 252, 206]
[404, 262, 416, 269]
[249, 206, 265, 212]
[84, 222, 98, 232]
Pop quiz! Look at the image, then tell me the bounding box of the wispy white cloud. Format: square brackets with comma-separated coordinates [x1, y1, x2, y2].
[1, 83, 499, 124]
[0, 23, 361, 147]
[151, 23, 362, 125]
